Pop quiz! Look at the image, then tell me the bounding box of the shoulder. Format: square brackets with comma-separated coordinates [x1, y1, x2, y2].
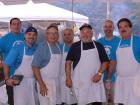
[12, 42, 24, 51]
[0, 33, 11, 40]
[97, 37, 105, 42]
[133, 35, 140, 46]
[113, 36, 120, 41]
[35, 41, 49, 54]
[38, 41, 48, 48]
[72, 41, 81, 47]
[133, 35, 140, 41]
[94, 41, 104, 48]
[94, 41, 105, 51]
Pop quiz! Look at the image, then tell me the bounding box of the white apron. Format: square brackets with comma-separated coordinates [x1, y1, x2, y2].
[60, 44, 77, 104]
[73, 41, 106, 105]
[14, 47, 38, 105]
[114, 36, 140, 105]
[0, 85, 8, 104]
[38, 42, 61, 105]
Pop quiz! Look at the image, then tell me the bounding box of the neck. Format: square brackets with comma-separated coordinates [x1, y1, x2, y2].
[122, 35, 131, 40]
[11, 32, 19, 35]
[26, 42, 33, 48]
[105, 34, 113, 40]
[65, 41, 73, 47]
[48, 42, 56, 46]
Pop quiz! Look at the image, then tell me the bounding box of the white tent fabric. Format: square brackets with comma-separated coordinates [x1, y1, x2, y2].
[0, 1, 89, 23]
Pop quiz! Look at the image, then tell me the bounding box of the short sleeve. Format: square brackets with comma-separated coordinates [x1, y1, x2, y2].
[0, 38, 5, 53]
[95, 41, 109, 63]
[66, 44, 75, 61]
[4, 46, 19, 66]
[32, 43, 44, 68]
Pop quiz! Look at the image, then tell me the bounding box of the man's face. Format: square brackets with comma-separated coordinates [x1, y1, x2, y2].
[103, 21, 114, 36]
[80, 27, 93, 43]
[118, 21, 132, 38]
[46, 27, 59, 44]
[63, 29, 74, 44]
[25, 32, 37, 45]
[10, 19, 21, 34]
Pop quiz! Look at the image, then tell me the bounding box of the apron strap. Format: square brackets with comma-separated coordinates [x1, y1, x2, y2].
[47, 42, 61, 55]
[81, 40, 98, 52]
[56, 43, 61, 54]
[130, 35, 133, 47]
[117, 35, 133, 50]
[62, 43, 65, 54]
[23, 46, 26, 55]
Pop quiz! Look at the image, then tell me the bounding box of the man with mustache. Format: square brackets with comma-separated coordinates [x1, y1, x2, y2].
[114, 18, 140, 105]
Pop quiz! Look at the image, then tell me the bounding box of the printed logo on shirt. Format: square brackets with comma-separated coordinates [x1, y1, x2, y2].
[104, 45, 112, 59]
[13, 40, 24, 47]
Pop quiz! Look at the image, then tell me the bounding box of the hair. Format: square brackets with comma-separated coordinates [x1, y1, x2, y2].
[63, 28, 74, 34]
[10, 17, 21, 25]
[46, 24, 58, 31]
[104, 19, 114, 25]
[117, 18, 132, 28]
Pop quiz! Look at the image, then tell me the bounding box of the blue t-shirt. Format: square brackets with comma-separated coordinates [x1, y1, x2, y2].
[4, 42, 37, 76]
[32, 41, 61, 69]
[119, 35, 140, 64]
[0, 32, 24, 60]
[60, 43, 71, 53]
[97, 36, 120, 82]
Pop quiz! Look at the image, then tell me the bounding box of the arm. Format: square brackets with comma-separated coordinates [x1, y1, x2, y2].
[106, 60, 116, 80]
[32, 66, 48, 96]
[32, 43, 48, 96]
[65, 60, 73, 88]
[93, 62, 108, 83]
[93, 42, 109, 83]
[3, 64, 10, 80]
[3, 46, 19, 86]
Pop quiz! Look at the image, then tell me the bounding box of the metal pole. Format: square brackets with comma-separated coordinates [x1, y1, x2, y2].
[107, 0, 110, 19]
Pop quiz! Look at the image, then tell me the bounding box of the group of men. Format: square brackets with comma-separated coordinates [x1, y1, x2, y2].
[0, 17, 140, 105]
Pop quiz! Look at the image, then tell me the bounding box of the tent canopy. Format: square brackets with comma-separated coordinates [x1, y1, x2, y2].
[0, 1, 89, 23]
[0, 0, 140, 5]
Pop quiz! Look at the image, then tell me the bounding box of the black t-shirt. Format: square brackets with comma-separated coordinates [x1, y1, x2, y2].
[66, 40, 109, 70]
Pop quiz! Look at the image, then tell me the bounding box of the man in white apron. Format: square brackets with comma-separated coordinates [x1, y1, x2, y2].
[65, 23, 109, 105]
[114, 18, 140, 105]
[97, 20, 120, 104]
[60, 28, 77, 105]
[32, 25, 62, 105]
[3, 27, 38, 105]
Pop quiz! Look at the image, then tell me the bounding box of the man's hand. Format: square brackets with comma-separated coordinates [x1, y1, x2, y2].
[5, 79, 15, 86]
[66, 77, 72, 88]
[39, 83, 48, 96]
[92, 73, 102, 83]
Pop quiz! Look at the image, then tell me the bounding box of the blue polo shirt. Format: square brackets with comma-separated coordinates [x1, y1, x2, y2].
[97, 36, 120, 82]
[119, 35, 140, 64]
[32, 41, 61, 69]
[0, 32, 24, 60]
[4, 42, 37, 76]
